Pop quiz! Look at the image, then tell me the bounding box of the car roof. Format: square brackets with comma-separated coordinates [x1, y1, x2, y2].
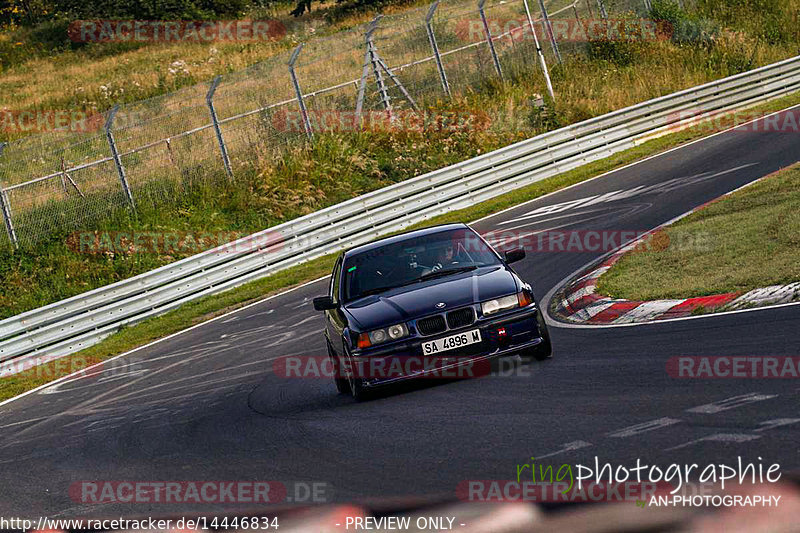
[343, 223, 471, 258]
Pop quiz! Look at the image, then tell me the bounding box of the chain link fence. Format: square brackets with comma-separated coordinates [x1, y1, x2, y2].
[0, 0, 664, 250]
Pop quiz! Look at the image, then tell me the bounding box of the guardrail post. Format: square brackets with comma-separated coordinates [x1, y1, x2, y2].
[288, 44, 314, 141]
[537, 0, 562, 64]
[105, 106, 136, 211]
[596, 0, 608, 20]
[206, 76, 234, 179]
[426, 1, 451, 97]
[522, 0, 555, 102]
[478, 0, 503, 80]
[0, 143, 19, 249]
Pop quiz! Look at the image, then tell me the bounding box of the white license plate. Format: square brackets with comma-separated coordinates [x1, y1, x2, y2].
[422, 329, 482, 355]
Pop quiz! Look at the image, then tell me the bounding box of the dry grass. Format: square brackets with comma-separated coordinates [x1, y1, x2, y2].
[0, 0, 436, 116]
[597, 164, 800, 301]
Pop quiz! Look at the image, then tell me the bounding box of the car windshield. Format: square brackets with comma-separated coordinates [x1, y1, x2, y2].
[342, 227, 501, 302]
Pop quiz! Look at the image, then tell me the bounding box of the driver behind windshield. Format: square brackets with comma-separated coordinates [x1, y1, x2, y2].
[430, 243, 456, 272]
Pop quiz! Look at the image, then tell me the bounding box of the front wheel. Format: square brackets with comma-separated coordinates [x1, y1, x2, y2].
[328, 342, 350, 395]
[520, 308, 553, 362]
[343, 345, 371, 402]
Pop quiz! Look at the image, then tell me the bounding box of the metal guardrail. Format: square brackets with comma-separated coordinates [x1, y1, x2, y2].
[2, 55, 799, 374]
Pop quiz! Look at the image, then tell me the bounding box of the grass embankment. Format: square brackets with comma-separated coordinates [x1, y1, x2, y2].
[2, 90, 800, 401]
[597, 163, 800, 302]
[0, 0, 426, 121]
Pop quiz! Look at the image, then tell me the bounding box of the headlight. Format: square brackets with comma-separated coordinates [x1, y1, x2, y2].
[482, 291, 533, 316]
[387, 323, 407, 339]
[358, 323, 409, 348]
[481, 294, 519, 316]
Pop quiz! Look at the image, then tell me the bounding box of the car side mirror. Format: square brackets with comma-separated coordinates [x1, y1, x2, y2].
[313, 296, 337, 311]
[504, 248, 526, 264]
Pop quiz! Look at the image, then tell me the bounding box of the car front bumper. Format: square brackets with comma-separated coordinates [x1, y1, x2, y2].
[349, 306, 543, 388]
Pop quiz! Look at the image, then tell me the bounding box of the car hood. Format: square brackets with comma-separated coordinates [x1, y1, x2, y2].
[343, 266, 518, 331]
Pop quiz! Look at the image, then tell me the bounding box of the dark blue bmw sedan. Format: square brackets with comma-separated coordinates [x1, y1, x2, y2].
[313, 223, 552, 400]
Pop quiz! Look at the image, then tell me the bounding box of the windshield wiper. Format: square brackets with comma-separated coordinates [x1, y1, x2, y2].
[357, 285, 401, 297]
[354, 266, 479, 299]
[356, 276, 427, 298]
[418, 265, 478, 281]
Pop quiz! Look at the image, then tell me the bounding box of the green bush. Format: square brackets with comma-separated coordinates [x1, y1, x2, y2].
[650, 0, 718, 47]
[586, 14, 652, 67]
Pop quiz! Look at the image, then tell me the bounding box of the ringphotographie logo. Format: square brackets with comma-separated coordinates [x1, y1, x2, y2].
[68, 20, 287, 43]
[461, 457, 784, 506]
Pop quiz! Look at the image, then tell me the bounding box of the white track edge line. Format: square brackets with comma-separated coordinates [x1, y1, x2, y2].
[0, 275, 330, 409]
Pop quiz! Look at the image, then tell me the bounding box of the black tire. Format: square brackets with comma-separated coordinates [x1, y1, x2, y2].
[520, 308, 553, 362]
[327, 342, 350, 395]
[343, 345, 371, 402]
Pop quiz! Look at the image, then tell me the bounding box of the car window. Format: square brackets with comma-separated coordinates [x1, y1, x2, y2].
[342, 228, 500, 302]
[331, 256, 343, 303]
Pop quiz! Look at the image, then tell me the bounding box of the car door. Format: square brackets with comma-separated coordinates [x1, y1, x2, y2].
[325, 255, 347, 356]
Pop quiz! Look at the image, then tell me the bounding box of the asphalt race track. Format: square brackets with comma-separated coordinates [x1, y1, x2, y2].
[1, 108, 799, 519]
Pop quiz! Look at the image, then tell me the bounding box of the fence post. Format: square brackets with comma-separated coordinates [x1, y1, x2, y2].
[537, 0, 563, 64]
[0, 143, 19, 249]
[425, 1, 451, 97]
[206, 76, 234, 179]
[596, 0, 608, 20]
[104, 106, 136, 211]
[367, 18, 392, 118]
[522, 0, 555, 103]
[643, 0, 652, 12]
[356, 16, 393, 127]
[288, 43, 314, 141]
[478, 0, 503, 80]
